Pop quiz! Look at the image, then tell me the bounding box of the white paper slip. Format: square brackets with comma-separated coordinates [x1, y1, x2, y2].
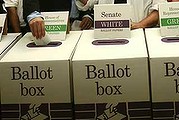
[71, 20, 81, 31]
[98, 0, 113, 4]
[33, 33, 51, 45]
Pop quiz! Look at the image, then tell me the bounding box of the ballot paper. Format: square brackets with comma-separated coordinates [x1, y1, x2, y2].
[33, 33, 51, 45]
[71, 20, 81, 31]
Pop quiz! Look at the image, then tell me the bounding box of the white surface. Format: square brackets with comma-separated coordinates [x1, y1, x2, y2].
[145, 28, 179, 58]
[73, 29, 148, 61]
[1, 31, 82, 62]
[0, 33, 21, 57]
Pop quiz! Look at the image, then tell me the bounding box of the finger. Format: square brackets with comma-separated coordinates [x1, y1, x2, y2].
[41, 21, 45, 37]
[33, 21, 40, 39]
[40, 21, 46, 38]
[80, 18, 90, 29]
[36, 21, 45, 39]
[87, 20, 93, 29]
[81, 21, 88, 29]
[34, 22, 40, 39]
[84, 20, 92, 29]
[86, 18, 93, 29]
[30, 21, 38, 38]
[79, 20, 85, 29]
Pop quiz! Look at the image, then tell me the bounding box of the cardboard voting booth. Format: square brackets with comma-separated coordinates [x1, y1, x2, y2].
[145, 28, 179, 120]
[0, 31, 82, 119]
[72, 29, 151, 120]
[94, 4, 131, 39]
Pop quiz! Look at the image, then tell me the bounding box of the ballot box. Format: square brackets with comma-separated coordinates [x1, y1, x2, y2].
[0, 33, 21, 118]
[0, 31, 82, 119]
[145, 28, 179, 120]
[72, 29, 152, 120]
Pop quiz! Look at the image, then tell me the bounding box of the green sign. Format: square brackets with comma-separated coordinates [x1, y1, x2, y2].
[161, 17, 179, 26]
[45, 25, 67, 32]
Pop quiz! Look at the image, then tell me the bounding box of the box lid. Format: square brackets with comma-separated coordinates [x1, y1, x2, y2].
[0, 33, 21, 59]
[145, 28, 179, 58]
[72, 29, 147, 61]
[1, 31, 82, 62]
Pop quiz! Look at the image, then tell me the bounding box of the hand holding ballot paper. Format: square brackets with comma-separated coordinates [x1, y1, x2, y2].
[29, 11, 69, 46]
[32, 32, 51, 46]
[29, 17, 46, 40]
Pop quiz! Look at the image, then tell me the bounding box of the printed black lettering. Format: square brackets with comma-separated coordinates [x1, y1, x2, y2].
[86, 65, 97, 79]
[11, 67, 21, 80]
[113, 85, 122, 95]
[164, 62, 176, 76]
[96, 82, 104, 95]
[20, 83, 45, 96]
[11, 66, 53, 80]
[86, 64, 131, 79]
[174, 79, 179, 94]
[98, 69, 106, 79]
[95, 82, 122, 96]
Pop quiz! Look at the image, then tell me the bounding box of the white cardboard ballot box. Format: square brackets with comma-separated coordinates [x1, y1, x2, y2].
[72, 29, 151, 120]
[145, 28, 179, 120]
[0, 31, 82, 120]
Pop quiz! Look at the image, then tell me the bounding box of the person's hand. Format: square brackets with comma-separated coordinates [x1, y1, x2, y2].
[79, 17, 93, 30]
[29, 17, 45, 39]
[131, 22, 144, 30]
